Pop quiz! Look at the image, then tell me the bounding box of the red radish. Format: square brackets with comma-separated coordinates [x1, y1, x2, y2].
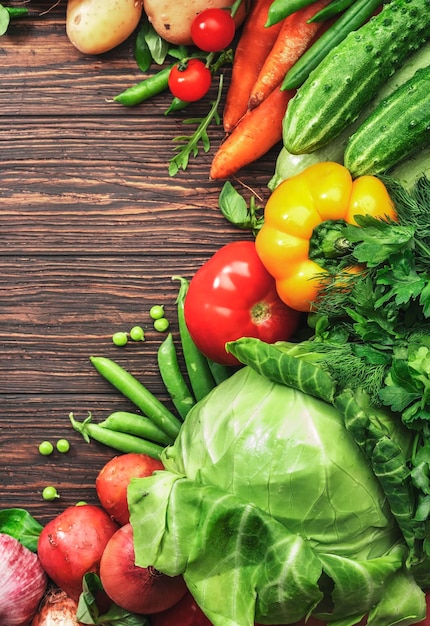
[100, 522, 187, 614]
[96, 452, 164, 525]
[31, 588, 83, 625]
[0, 532, 47, 626]
[150, 591, 212, 626]
[37, 504, 118, 601]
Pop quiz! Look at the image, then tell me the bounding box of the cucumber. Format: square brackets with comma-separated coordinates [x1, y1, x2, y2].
[269, 42, 430, 190]
[344, 66, 430, 177]
[283, 0, 430, 155]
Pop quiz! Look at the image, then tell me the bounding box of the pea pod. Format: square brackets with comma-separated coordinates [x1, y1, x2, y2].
[266, 0, 320, 26]
[69, 412, 164, 459]
[173, 276, 216, 401]
[113, 65, 173, 107]
[308, 0, 356, 22]
[157, 332, 196, 419]
[99, 411, 173, 446]
[89, 355, 181, 440]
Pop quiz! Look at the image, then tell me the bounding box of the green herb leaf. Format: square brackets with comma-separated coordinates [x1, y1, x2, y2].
[218, 181, 264, 235]
[0, 508, 43, 552]
[169, 75, 224, 176]
[77, 573, 150, 625]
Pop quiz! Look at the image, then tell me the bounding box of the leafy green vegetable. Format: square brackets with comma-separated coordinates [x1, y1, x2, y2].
[218, 181, 264, 236]
[0, 508, 43, 552]
[129, 366, 425, 625]
[168, 75, 224, 177]
[77, 573, 149, 625]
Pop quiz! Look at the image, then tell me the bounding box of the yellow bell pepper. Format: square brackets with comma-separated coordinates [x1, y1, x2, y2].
[255, 162, 396, 313]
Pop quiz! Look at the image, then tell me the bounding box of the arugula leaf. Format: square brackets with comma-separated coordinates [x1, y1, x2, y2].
[169, 76, 224, 176]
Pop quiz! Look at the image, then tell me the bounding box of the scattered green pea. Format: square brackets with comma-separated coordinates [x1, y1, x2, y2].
[75, 501, 87, 506]
[129, 325, 145, 341]
[56, 438, 70, 453]
[112, 331, 128, 347]
[153, 317, 170, 332]
[149, 305, 165, 320]
[38, 441, 54, 456]
[42, 486, 59, 501]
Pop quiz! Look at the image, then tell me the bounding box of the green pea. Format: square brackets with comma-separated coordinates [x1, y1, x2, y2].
[149, 305, 165, 320]
[154, 317, 170, 332]
[56, 438, 70, 453]
[112, 331, 128, 347]
[129, 325, 145, 341]
[38, 441, 54, 456]
[42, 486, 59, 501]
[75, 501, 87, 506]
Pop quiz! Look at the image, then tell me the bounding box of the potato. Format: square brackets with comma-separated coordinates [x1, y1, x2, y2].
[66, 0, 143, 55]
[143, 0, 248, 46]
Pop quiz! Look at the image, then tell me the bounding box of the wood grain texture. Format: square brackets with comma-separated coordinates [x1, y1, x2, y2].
[0, 1, 280, 524]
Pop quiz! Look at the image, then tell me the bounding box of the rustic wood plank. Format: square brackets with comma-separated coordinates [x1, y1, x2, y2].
[0, 0, 281, 525]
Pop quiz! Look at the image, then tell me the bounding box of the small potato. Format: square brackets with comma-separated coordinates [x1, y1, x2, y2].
[66, 0, 143, 55]
[143, 0, 247, 46]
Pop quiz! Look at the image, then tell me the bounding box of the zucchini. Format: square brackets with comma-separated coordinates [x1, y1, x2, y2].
[344, 65, 430, 177]
[283, 0, 430, 155]
[269, 41, 430, 190]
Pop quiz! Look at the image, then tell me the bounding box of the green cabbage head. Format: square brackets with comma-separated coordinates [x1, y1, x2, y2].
[128, 366, 426, 626]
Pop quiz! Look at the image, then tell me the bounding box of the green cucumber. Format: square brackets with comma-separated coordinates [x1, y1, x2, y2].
[283, 0, 430, 155]
[269, 42, 430, 190]
[344, 65, 430, 177]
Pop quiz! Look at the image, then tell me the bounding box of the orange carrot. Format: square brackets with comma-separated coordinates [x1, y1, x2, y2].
[248, 0, 331, 109]
[211, 84, 296, 180]
[223, 0, 283, 133]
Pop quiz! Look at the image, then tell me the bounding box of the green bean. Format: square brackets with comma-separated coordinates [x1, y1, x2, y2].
[282, 0, 384, 90]
[7, 8, 29, 18]
[89, 356, 181, 440]
[206, 358, 236, 386]
[113, 65, 173, 107]
[173, 276, 217, 401]
[99, 411, 173, 446]
[308, 0, 357, 22]
[266, 0, 318, 26]
[157, 333, 196, 420]
[69, 412, 164, 459]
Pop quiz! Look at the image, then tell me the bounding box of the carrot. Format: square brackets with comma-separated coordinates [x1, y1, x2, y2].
[222, 0, 283, 133]
[248, 0, 332, 109]
[211, 85, 296, 180]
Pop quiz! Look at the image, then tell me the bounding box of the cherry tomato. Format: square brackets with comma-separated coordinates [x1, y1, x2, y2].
[191, 8, 236, 52]
[168, 59, 212, 102]
[184, 241, 302, 366]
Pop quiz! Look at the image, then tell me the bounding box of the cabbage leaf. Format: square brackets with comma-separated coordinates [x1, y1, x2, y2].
[128, 367, 426, 625]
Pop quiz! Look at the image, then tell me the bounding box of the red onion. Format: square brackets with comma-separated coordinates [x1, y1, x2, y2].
[0, 532, 47, 626]
[31, 589, 83, 626]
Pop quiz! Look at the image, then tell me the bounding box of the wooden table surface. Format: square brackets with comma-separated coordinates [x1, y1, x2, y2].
[0, 1, 279, 525]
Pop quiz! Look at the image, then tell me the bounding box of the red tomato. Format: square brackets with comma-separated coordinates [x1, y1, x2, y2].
[96, 453, 164, 525]
[151, 591, 212, 626]
[191, 8, 236, 52]
[168, 59, 212, 102]
[37, 504, 119, 601]
[184, 241, 302, 366]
